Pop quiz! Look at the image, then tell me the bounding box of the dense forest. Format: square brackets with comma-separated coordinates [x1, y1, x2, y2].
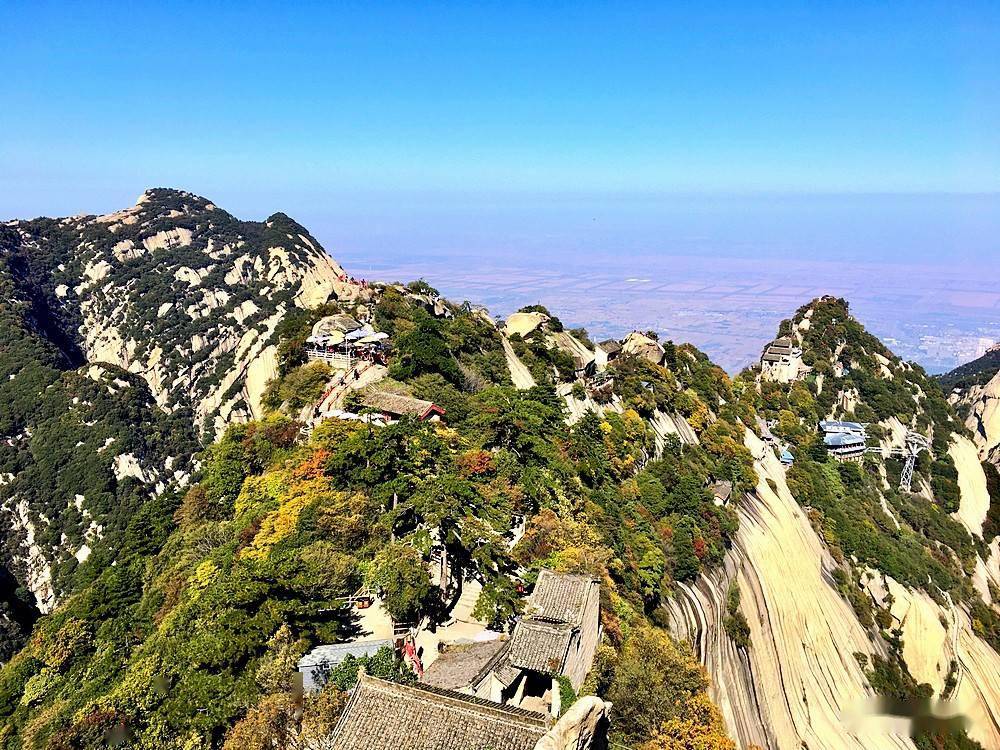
[938, 346, 1000, 392]
[0, 225, 198, 662]
[0, 284, 752, 749]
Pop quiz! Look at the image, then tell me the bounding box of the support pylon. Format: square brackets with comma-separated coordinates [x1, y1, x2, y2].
[898, 431, 929, 494]
[899, 452, 916, 493]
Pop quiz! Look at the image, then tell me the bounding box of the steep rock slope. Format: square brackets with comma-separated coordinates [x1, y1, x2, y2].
[668, 433, 904, 750]
[679, 297, 1000, 749]
[0, 223, 199, 655]
[942, 348, 1000, 466]
[968, 372, 1000, 464]
[7, 189, 363, 435]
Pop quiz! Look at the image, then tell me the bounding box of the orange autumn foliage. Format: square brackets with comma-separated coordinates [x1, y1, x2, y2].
[292, 448, 330, 480]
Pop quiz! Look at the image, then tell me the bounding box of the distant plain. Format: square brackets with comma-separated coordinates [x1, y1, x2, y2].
[325, 192, 1000, 373]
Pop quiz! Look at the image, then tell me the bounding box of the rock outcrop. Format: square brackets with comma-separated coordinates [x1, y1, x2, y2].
[941, 346, 1000, 464]
[534, 696, 612, 750]
[959, 370, 1000, 464]
[669, 430, 1000, 749]
[949, 434, 991, 536]
[503, 336, 537, 389]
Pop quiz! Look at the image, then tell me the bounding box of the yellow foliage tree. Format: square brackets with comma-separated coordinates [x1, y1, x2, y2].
[638, 693, 736, 750]
[222, 687, 347, 750]
[240, 476, 331, 560]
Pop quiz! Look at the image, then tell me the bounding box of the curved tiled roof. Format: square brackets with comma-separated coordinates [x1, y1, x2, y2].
[508, 618, 573, 674]
[330, 674, 549, 750]
[421, 638, 508, 691]
[361, 390, 444, 419]
[526, 570, 598, 625]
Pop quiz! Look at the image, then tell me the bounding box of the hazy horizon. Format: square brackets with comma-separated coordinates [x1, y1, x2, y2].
[5, 188, 999, 375]
[4, 1, 998, 373]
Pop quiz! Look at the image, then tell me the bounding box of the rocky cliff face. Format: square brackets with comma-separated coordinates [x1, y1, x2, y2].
[949, 376, 1000, 467]
[668, 432, 907, 750]
[665, 297, 1000, 749]
[671, 434, 1000, 749]
[941, 345, 1000, 465]
[0, 190, 360, 650]
[7, 188, 363, 436]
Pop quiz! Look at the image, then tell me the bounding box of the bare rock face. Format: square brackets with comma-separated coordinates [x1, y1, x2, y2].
[534, 697, 611, 750]
[666, 432, 1000, 749]
[8, 188, 363, 434]
[620, 330, 664, 366]
[960, 370, 1000, 464]
[660, 298, 1000, 749]
[668, 431, 903, 750]
[941, 346, 1000, 465]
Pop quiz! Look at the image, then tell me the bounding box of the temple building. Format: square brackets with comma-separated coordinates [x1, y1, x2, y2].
[425, 570, 601, 717]
[329, 673, 550, 750]
[760, 336, 807, 383]
[330, 672, 612, 750]
[594, 339, 622, 372]
[360, 391, 446, 423]
[819, 420, 868, 462]
[710, 480, 734, 506]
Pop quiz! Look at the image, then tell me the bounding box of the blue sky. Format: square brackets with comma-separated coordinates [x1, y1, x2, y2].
[2, 1, 998, 241]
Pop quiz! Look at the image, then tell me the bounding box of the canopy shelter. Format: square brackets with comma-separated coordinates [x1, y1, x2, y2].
[307, 325, 389, 368]
[308, 330, 346, 346]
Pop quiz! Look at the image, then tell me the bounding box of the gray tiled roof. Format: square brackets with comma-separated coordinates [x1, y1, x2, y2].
[421, 639, 508, 691]
[361, 390, 442, 418]
[508, 619, 574, 674]
[597, 339, 621, 354]
[330, 674, 549, 750]
[526, 570, 598, 626]
[710, 480, 733, 502]
[493, 657, 523, 688]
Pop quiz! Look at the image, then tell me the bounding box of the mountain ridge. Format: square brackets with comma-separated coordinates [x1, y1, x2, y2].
[0, 192, 998, 749]
[8, 188, 369, 434]
[0, 190, 366, 656]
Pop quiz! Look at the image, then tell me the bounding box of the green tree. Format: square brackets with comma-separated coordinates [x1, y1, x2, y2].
[671, 518, 701, 582]
[389, 315, 462, 385]
[369, 545, 436, 622]
[467, 386, 563, 465]
[608, 627, 710, 746]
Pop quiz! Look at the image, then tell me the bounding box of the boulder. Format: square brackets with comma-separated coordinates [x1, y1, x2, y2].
[533, 696, 611, 750]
